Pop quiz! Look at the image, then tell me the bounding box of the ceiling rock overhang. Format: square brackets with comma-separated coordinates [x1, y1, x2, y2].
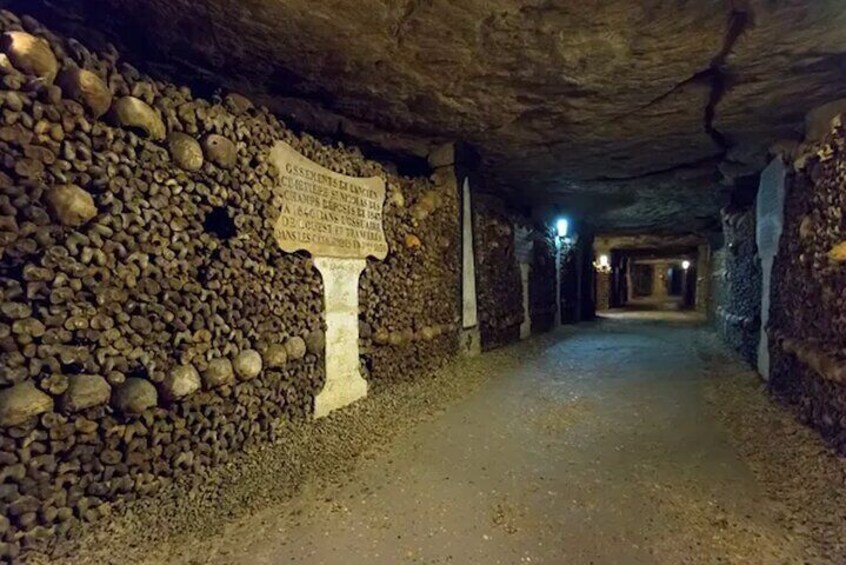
[595, 233, 705, 261]
[19, 0, 846, 232]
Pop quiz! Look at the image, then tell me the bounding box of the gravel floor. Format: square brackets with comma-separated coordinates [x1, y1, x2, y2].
[29, 318, 846, 564]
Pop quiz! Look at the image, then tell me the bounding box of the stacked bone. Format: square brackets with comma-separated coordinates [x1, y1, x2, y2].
[0, 9, 451, 558]
[473, 195, 523, 351]
[528, 230, 557, 333]
[769, 112, 846, 453]
[717, 207, 761, 365]
[359, 168, 461, 382]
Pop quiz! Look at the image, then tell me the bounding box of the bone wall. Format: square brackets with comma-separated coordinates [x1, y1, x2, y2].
[529, 232, 557, 333]
[473, 195, 523, 351]
[713, 207, 761, 365]
[359, 167, 461, 382]
[0, 10, 463, 558]
[769, 118, 846, 453]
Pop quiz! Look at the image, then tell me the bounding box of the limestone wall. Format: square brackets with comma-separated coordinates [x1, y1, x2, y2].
[769, 118, 846, 453]
[0, 10, 463, 556]
[714, 208, 761, 365]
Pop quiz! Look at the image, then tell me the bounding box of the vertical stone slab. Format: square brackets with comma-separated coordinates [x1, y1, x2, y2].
[460, 177, 481, 356]
[652, 261, 668, 297]
[313, 258, 368, 419]
[461, 177, 478, 329]
[519, 263, 531, 338]
[755, 158, 787, 380]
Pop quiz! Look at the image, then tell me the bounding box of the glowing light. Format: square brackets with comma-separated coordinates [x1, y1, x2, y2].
[594, 254, 611, 273]
[556, 218, 569, 238]
[682, 260, 691, 270]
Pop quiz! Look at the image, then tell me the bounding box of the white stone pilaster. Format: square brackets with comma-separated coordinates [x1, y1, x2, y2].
[459, 177, 481, 356]
[756, 158, 787, 380]
[519, 262, 531, 339]
[313, 257, 368, 419]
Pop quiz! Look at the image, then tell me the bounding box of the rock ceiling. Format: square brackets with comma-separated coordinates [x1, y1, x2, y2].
[22, 0, 846, 232]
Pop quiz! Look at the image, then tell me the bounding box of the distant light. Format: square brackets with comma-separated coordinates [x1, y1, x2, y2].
[556, 218, 569, 238]
[593, 253, 611, 273]
[682, 260, 691, 270]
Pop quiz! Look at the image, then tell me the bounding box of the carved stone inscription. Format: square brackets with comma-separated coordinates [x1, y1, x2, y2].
[269, 140, 388, 260]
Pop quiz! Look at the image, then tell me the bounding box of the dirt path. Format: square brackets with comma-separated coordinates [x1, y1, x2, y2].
[37, 319, 846, 564]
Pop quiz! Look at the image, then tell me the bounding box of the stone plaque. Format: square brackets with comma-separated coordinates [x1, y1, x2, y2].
[269, 140, 388, 260]
[268, 141, 389, 418]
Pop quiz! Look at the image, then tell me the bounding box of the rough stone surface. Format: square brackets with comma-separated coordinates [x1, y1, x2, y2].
[61, 374, 111, 413]
[233, 350, 262, 381]
[112, 378, 158, 415]
[46, 184, 96, 227]
[162, 365, 201, 400]
[202, 358, 234, 389]
[0, 381, 52, 427]
[23, 1, 846, 230]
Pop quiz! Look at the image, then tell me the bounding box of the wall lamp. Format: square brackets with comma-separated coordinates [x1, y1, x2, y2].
[682, 260, 691, 270]
[594, 254, 611, 273]
[556, 218, 569, 239]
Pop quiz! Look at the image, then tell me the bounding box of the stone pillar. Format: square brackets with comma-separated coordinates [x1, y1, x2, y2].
[756, 158, 787, 379]
[519, 262, 531, 338]
[432, 144, 480, 356]
[596, 270, 611, 311]
[653, 261, 669, 298]
[313, 257, 368, 419]
[695, 245, 711, 314]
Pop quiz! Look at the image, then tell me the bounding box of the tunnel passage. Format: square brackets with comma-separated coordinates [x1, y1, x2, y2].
[1, 2, 846, 563]
[593, 235, 705, 315]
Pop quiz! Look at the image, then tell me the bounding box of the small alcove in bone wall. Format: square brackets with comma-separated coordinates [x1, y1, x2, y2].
[203, 205, 237, 240]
